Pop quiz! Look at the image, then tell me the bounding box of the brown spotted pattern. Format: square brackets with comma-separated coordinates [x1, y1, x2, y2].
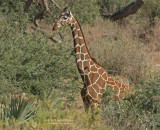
[53, 8, 134, 111]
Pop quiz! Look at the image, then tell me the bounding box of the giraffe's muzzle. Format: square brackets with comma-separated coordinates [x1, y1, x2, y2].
[52, 24, 58, 31]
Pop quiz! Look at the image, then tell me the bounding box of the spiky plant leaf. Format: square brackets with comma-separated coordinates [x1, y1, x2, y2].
[0, 94, 37, 124]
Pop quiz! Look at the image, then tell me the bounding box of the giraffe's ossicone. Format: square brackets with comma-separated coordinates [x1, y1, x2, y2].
[53, 7, 134, 111]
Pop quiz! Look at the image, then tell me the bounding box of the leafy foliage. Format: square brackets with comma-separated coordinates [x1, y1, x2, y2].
[0, 0, 24, 14]
[64, 0, 100, 24]
[101, 72, 160, 129]
[0, 13, 80, 101]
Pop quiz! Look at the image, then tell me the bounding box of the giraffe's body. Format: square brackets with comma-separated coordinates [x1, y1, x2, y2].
[53, 8, 133, 111]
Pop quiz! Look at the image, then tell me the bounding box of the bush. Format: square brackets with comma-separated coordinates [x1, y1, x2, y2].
[101, 72, 160, 130]
[0, 0, 100, 25]
[0, 0, 24, 14]
[46, 0, 100, 24]
[65, 0, 100, 24]
[0, 13, 80, 102]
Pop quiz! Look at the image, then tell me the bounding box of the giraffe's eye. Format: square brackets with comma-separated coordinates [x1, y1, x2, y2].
[63, 16, 68, 20]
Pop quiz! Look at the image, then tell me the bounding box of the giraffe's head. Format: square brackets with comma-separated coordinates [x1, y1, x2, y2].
[53, 7, 73, 31]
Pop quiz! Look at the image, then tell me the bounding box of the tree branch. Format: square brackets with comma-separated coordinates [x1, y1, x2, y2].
[24, 0, 63, 43]
[24, 0, 33, 13]
[102, 0, 144, 21]
[50, 0, 62, 10]
[31, 27, 61, 43]
[33, 0, 51, 27]
[24, 0, 61, 27]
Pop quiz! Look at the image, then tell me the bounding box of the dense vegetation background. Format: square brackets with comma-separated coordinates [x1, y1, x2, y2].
[0, 0, 160, 129]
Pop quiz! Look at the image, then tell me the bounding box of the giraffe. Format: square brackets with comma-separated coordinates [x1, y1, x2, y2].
[53, 8, 134, 111]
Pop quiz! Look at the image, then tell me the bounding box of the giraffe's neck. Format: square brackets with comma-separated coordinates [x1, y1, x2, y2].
[70, 17, 92, 73]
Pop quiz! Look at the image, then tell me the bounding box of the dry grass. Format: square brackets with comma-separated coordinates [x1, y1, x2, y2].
[82, 18, 150, 85]
[146, 19, 160, 51]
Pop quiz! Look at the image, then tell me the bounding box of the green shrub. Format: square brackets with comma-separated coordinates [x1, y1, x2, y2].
[65, 0, 100, 24]
[46, 0, 100, 24]
[0, 0, 24, 14]
[0, 13, 80, 102]
[0, 0, 100, 25]
[101, 72, 160, 129]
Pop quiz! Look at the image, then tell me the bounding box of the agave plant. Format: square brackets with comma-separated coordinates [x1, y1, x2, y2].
[0, 94, 37, 124]
[42, 88, 62, 112]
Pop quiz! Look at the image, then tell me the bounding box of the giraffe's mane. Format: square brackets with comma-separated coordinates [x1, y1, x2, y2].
[73, 16, 103, 68]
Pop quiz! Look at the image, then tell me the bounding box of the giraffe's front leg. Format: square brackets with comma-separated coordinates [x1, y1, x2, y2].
[81, 87, 90, 112]
[91, 102, 99, 109]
